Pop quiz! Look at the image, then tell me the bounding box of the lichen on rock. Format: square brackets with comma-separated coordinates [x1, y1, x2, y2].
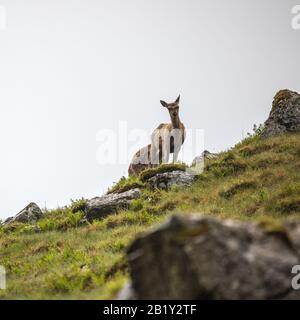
[262, 89, 300, 139]
[3, 202, 43, 225]
[124, 214, 300, 300]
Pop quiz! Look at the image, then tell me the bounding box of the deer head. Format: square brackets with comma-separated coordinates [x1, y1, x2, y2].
[160, 95, 180, 118]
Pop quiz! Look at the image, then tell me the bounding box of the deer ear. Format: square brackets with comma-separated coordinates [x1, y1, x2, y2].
[160, 100, 168, 108]
[175, 95, 180, 104]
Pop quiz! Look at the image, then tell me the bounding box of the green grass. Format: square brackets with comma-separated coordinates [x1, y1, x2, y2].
[0, 224, 144, 299]
[107, 176, 145, 194]
[2, 131, 300, 299]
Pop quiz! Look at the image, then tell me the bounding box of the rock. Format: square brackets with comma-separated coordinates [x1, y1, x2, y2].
[191, 150, 218, 175]
[4, 202, 43, 225]
[147, 170, 197, 190]
[3, 216, 13, 224]
[85, 188, 141, 221]
[125, 214, 300, 299]
[262, 89, 300, 139]
[192, 150, 218, 166]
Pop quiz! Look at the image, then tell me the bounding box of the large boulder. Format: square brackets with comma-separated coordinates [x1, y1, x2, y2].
[125, 214, 300, 299]
[146, 170, 197, 190]
[85, 188, 141, 221]
[262, 89, 300, 139]
[4, 202, 43, 224]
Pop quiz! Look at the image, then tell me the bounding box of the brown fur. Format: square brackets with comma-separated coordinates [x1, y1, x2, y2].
[128, 95, 185, 176]
[151, 95, 186, 164]
[152, 122, 185, 154]
[128, 144, 159, 176]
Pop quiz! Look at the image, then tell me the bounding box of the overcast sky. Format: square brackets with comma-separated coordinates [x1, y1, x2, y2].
[0, 0, 300, 219]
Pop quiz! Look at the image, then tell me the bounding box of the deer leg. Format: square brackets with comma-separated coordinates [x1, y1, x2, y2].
[150, 132, 160, 166]
[150, 145, 158, 166]
[162, 138, 170, 163]
[173, 147, 180, 163]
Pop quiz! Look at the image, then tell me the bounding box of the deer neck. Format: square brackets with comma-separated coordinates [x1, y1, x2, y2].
[170, 115, 181, 129]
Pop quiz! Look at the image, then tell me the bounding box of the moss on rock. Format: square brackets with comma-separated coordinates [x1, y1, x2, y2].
[139, 163, 187, 182]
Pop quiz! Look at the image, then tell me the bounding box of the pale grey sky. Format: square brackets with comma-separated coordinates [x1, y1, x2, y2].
[0, 0, 300, 219]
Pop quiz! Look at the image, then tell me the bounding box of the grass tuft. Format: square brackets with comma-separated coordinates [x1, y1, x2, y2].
[219, 181, 257, 199]
[107, 176, 145, 194]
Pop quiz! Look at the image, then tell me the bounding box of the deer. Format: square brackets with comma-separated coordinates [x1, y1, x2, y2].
[128, 95, 185, 176]
[151, 95, 186, 165]
[128, 144, 157, 176]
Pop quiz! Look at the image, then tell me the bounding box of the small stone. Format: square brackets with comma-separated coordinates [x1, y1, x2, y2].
[85, 188, 141, 221]
[192, 150, 218, 166]
[4, 202, 43, 225]
[147, 170, 197, 190]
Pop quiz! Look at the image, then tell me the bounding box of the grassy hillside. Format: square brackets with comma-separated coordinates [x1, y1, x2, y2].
[1, 130, 300, 299]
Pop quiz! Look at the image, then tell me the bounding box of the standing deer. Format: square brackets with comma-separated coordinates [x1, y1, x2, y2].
[151, 95, 186, 164]
[128, 95, 185, 176]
